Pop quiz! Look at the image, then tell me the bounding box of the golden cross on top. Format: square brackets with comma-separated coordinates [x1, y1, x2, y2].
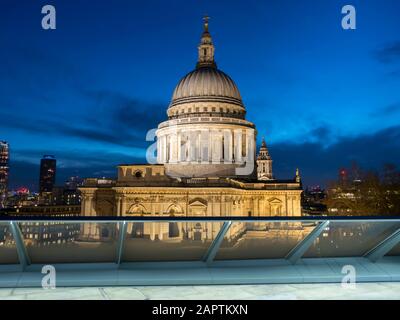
[203, 15, 210, 31]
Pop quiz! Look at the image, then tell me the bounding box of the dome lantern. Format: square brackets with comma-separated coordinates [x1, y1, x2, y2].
[196, 15, 217, 69]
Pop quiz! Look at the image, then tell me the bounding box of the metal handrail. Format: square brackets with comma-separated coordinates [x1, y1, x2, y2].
[1, 215, 400, 222]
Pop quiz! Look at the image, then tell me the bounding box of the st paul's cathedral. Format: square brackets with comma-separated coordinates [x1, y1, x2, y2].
[80, 18, 303, 236]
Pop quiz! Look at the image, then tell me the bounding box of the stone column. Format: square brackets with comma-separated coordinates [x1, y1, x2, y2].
[81, 191, 95, 216]
[208, 129, 212, 162]
[293, 195, 301, 216]
[197, 131, 201, 162]
[116, 195, 121, 216]
[210, 130, 221, 163]
[158, 135, 163, 163]
[169, 134, 174, 163]
[231, 130, 235, 162]
[166, 135, 170, 163]
[220, 195, 225, 216]
[223, 130, 231, 163]
[236, 130, 242, 163]
[285, 194, 289, 216]
[291, 196, 295, 217]
[186, 131, 193, 162]
[121, 196, 127, 216]
[150, 214, 156, 240]
[218, 132, 223, 162]
[246, 131, 250, 163]
[177, 131, 181, 162]
[247, 129, 255, 164]
[80, 191, 98, 239]
[162, 135, 167, 163]
[157, 137, 161, 163]
[199, 130, 204, 163]
[80, 196, 86, 216]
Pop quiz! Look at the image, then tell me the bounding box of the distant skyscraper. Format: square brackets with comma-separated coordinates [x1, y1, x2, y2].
[39, 155, 56, 193]
[0, 141, 9, 207]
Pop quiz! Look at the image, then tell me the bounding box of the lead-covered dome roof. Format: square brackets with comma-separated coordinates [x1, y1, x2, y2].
[170, 66, 243, 107]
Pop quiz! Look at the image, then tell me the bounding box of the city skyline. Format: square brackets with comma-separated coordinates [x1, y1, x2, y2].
[1, 0, 400, 190]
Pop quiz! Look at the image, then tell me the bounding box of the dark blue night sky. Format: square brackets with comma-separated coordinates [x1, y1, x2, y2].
[1, 0, 400, 190]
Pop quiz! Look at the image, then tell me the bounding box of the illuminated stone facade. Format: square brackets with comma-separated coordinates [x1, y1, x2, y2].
[81, 165, 302, 218]
[79, 18, 303, 233]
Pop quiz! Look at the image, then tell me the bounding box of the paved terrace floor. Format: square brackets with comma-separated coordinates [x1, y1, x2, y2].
[1, 283, 400, 300]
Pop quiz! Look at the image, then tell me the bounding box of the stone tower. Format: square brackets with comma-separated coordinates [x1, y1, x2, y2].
[257, 138, 273, 180]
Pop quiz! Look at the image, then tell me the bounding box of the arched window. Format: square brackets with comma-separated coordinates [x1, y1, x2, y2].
[193, 223, 202, 241]
[129, 204, 147, 215]
[168, 222, 179, 238]
[101, 227, 109, 238]
[166, 206, 183, 238]
[132, 223, 144, 238]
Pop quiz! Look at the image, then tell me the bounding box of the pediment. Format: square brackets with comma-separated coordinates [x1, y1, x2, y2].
[267, 197, 282, 204]
[189, 200, 207, 208]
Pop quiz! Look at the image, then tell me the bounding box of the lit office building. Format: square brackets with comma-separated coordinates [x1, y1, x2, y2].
[39, 155, 56, 204]
[0, 141, 9, 208]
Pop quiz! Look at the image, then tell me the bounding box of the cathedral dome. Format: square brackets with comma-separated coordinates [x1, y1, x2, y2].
[170, 66, 243, 108]
[168, 16, 244, 111]
[156, 17, 256, 179]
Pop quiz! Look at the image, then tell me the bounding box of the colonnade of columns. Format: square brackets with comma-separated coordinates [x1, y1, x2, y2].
[157, 128, 255, 165]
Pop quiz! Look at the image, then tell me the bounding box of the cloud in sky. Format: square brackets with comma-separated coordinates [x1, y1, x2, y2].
[0, 91, 166, 150]
[375, 42, 400, 64]
[371, 103, 400, 117]
[271, 125, 400, 186]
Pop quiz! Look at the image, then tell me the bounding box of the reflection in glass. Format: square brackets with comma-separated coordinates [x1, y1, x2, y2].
[132, 222, 144, 238]
[122, 222, 222, 261]
[0, 223, 18, 264]
[304, 222, 400, 258]
[386, 238, 400, 256]
[20, 222, 118, 263]
[168, 222, 179, 238]
[215, 222, 315, 260]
